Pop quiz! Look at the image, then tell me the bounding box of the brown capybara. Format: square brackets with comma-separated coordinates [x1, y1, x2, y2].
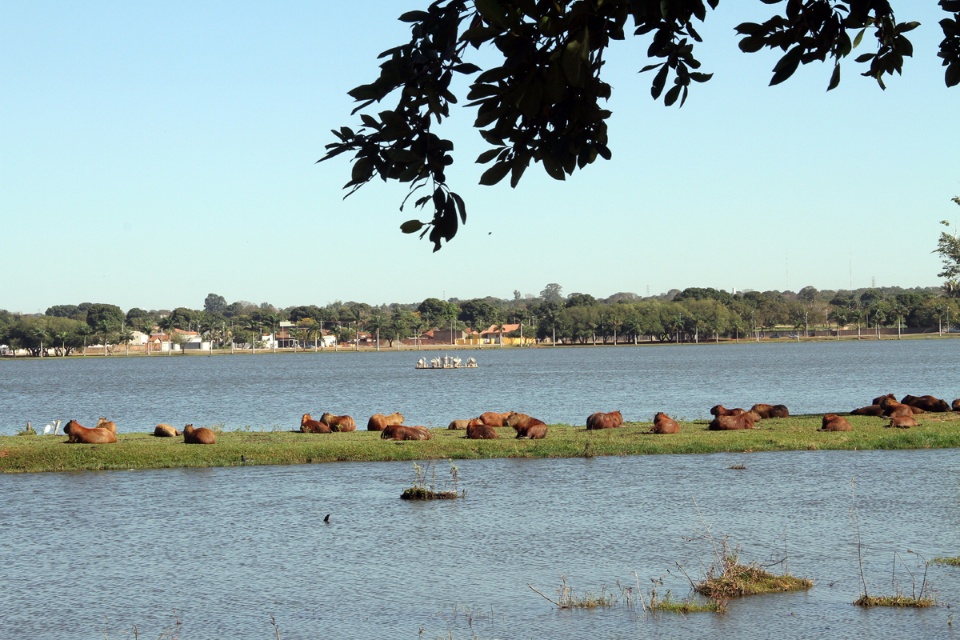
[479, 411, 511, 427]
[320, 412, 357, 433]
[64, 419, 117, 444]
[367, 412, 403, 431]
[506, 412, 547, 439]
[888, 415, 919, 429]
[901, 394, 951, 412]
[183, 424, 216, 444]
[300, 413, 332, 433]
[652, 412, 680, 434]
[585, 410, 623, 430]
[710, 404, 745, 417]
[851, 404, 885, 416]
[154, 423, 180, 437]
[749, 404, 789, 419]
[380, 424, 430, 440]
[708, 412, 756, 431]
[96, 417, 117, 434]
[447, 419, 471, 430]
[884, 403, 917, 418]
[953, 398, 960, 412]
[820, 414, 852, 432]
[872, 393, 898, 407]
[466, 419, 500, 439]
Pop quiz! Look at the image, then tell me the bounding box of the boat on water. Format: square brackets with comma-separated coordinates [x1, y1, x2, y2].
[416, 355, 478, 369]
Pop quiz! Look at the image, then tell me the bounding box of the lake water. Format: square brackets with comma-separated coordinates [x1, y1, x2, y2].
[1, 341, 958, 639]
[2, 338, 959, 434]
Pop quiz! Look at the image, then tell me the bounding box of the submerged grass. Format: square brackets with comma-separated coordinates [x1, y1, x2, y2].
[2, 412, 959, 473]
[931, 556, 960, 567]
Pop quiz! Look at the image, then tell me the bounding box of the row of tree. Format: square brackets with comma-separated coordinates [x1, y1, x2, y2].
[1, 283, 958, 357]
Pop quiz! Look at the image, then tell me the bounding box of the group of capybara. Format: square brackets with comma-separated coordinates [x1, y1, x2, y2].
[62, 416, 216, 445]
[59, 391, 958, 445]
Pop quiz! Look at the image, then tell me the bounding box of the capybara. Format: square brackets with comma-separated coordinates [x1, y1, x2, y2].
[953, 398, 960, 412]
[872, 393, 898, 407]
[64, 419, 117, 444]
[506, 412, 547, 439]
[154, 423, 180, 437]
[585, 410, 623, 430]
[320, 412, 357, 432]
[479, 411, 511, 427]
[183, 424, 216, 444]
[901, 394, 951, 412]
[367, 412, 404, 431]
[820, 414, 852, 432]
[652, 412, 680, 434]
[380, 424, 430, 440]
[708, 412, 756, 431]
[851, 404, 885, 416]
[466, 419, 499, 439]
[710, 405, 745, 417]
[749, 404, 789, 419]
[888, 415, 919, 429]
[884, 403, 916, 419]
[96, 417, 117, 434]
[300, 413, 332, 433]
[447, 419, 471, 430]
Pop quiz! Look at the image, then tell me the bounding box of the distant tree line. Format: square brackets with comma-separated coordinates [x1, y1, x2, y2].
[1, 283, 958, 356]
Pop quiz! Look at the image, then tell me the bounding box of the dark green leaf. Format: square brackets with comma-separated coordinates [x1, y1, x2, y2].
[400, 220, 424, 234]
[479, 161, 512, 186]
[827, 64, 841, 91]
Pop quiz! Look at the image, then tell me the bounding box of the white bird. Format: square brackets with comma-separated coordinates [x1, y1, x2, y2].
[42, 423, 54, 435]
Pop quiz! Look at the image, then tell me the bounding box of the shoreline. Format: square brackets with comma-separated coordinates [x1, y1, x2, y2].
[3, 330, 959, 360]
[3, 413, 959, 474]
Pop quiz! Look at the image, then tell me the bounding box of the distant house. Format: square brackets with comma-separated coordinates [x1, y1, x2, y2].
[470, 324, 533, 346]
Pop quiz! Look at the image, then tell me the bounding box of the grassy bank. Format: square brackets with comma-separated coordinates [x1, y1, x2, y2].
[2, 412, 959, 473]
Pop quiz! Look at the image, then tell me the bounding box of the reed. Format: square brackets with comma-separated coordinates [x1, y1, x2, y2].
[2, 412, 959, 473]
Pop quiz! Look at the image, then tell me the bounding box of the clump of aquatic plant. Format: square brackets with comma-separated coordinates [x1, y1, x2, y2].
[853, 550, 936, 608]
[630, 574, 722, 614]
[850, 479, 935, 608]
[527, 576, 615, 609]
[687, 540, 812, 600]
[728, 463, 747, 470]
[400, 460, 464, 500]
[930, 556, 960, 567]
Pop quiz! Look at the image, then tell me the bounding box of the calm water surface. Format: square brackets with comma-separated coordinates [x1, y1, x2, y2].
[2, 339, 959, 434]
[0, 451, 958, 639]
[1, 341, 958, 638]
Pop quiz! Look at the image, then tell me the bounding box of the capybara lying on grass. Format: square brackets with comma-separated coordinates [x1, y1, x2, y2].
[447, 419, 470, 430]
[479, 411, 511, 427]
[506, 412, 547, 439]
[887, 415, 919, 429]
[154, 423, 180, 437]
[300, 413, 332, 433]
[381, 424, 430, 440]
[708, 412, 756, 431]
[586, 410, 622, 430]
[466, 419, 499, 439]
[710, 404, 745, 417]
[901, 394, 951, 412]
[96, 417, 117, 434]
[749, 403, 789, 419]
[183, 424, 216, 444]
[652, 412, 680, 434]
[367, 412, 403, 431]
[64, 420, 117, 444]
[820, 414, 852, 431]
[320, 412, 356, 432]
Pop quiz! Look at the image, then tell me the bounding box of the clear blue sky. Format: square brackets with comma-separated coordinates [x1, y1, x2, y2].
[3, 2, 957, 314]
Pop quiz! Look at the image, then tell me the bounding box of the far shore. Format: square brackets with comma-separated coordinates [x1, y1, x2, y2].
[4, 330, 959, 360]
[2, 413, 959, 474]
